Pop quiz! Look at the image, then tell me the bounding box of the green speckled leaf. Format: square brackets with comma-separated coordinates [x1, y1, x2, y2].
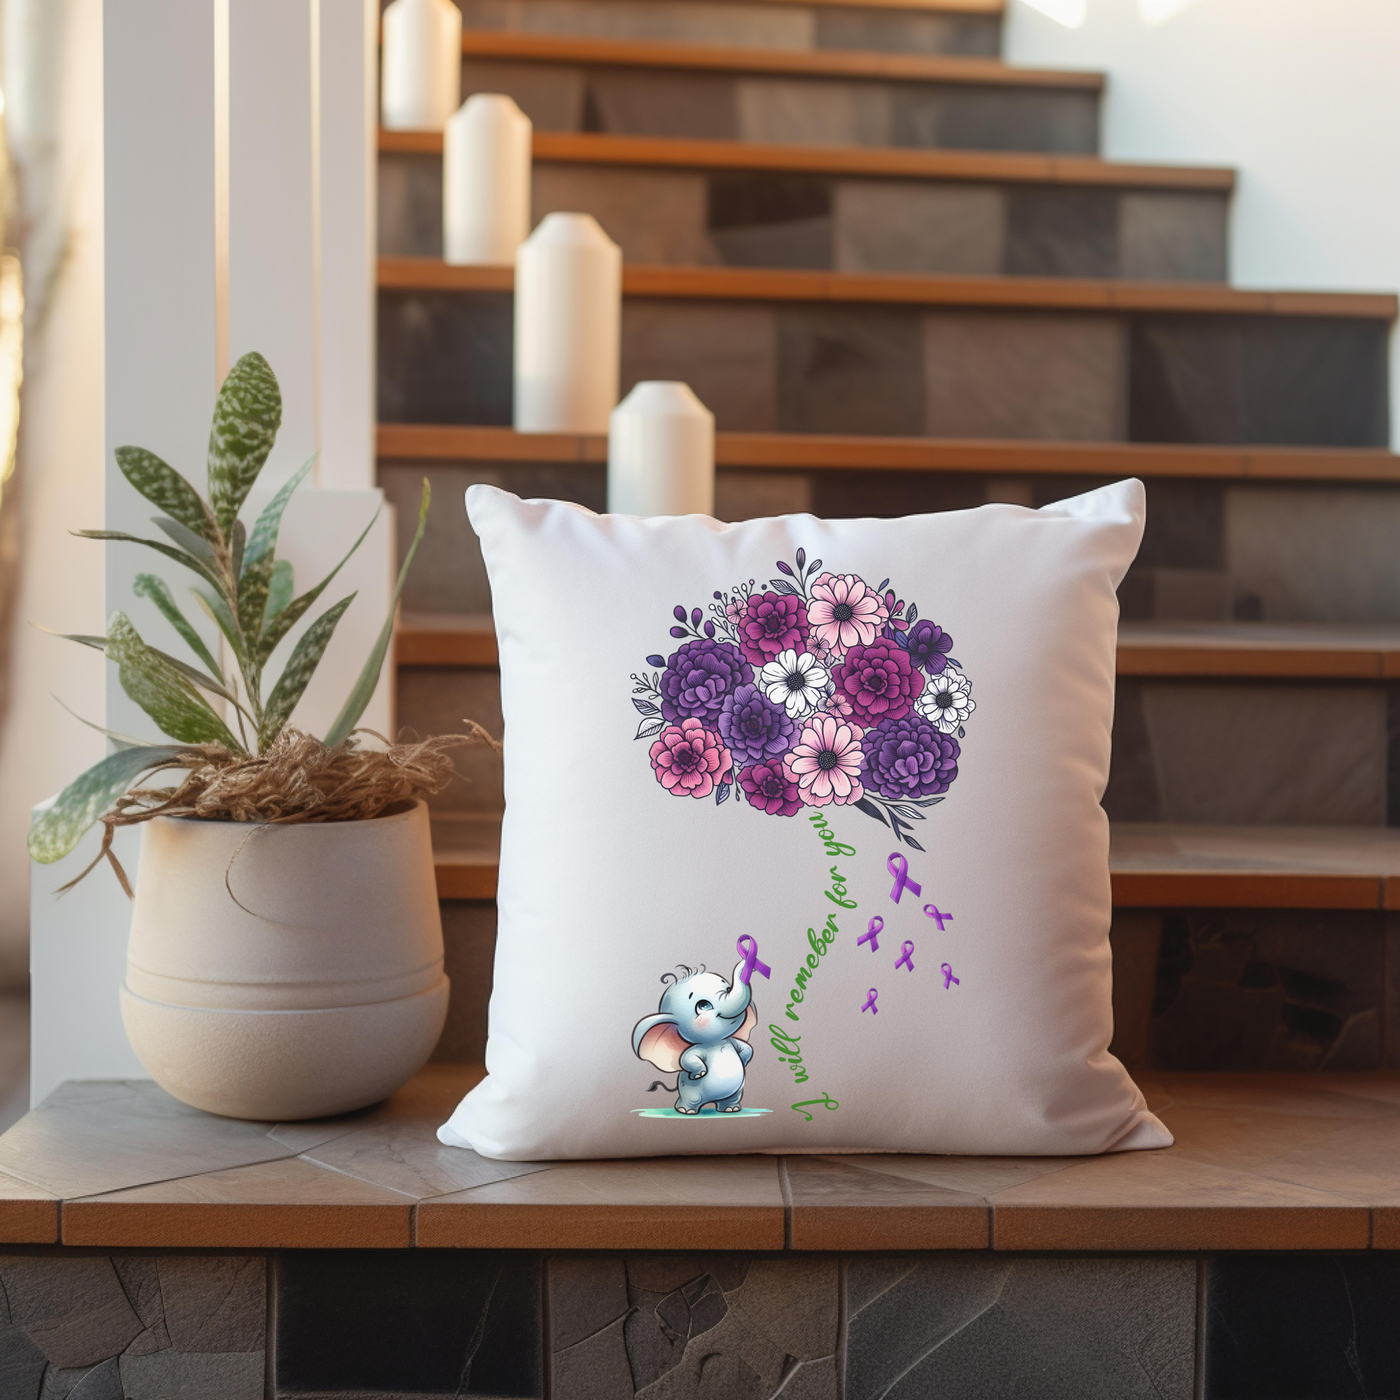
[115, 447, 218, 542]
[153, 516, 217, 564]
[28, 744, 186, 864]
[323, 479, 430, 750]
[77, 530, 222, 592]
[192, 586, 246, 668]
[244, 457, 312, 568]
[107, 612, 241, 750]
[207, 352, 282, 535]
[264, 559, 294, 622]
[258, 594, 356, 750]
[133, 574, 223, 680]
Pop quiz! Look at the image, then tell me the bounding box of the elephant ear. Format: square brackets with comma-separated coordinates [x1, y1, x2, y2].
[732, 1003, 757, 1044]
[634, 1015, 688, 1073]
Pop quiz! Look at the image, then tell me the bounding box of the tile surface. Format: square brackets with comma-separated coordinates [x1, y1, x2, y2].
[832, 179, 1004, 276]
[1119, 190, 1229, 282]
[923, 311, 1126, 440]
[1204, 1254, 1400, 1399]
[845, 1256, 1195, 1400]
[1004, 185, 1119, 278]
[276, 1250, 542, 1397]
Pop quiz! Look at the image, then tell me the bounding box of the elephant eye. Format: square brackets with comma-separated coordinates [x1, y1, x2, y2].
[694, 999, 713, 1013]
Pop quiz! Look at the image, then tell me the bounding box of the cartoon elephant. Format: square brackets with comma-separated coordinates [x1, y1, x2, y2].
[632, 960, 757, 1113]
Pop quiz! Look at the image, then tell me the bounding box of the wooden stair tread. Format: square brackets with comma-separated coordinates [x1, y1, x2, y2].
[402, 616, 1400, 679]
[428, 816, 1400, 909]
[381, 128, 1236, 193]
[11, 1068, 1400, 1251]
[378, 257, 1397, 318]
[378, 424, 1400, 482]
[459, 29, 1098, 89]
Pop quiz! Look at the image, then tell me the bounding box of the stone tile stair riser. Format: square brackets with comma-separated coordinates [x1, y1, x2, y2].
[455, 0, 1004, 57]
[381, 148, 1229, 281]
[15, 1246, 1400, 1397]
[460, 56, 1100, 153]
[377, 290, 1390, 447]
[380, 464, 1400, 626]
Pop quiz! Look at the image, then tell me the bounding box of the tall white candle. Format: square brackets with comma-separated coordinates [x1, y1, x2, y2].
[381, 0, 462, 132]
[514, 213, 622, 434]
[443, 94, 532, 267]
[608, 382, 716, 517]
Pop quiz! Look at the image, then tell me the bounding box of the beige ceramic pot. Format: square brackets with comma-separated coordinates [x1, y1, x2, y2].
[121, 801, 448, 1120]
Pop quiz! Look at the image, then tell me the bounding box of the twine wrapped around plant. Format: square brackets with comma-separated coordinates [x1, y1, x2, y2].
[66, 724, 498, 896]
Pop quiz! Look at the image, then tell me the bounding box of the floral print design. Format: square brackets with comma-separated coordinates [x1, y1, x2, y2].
[630, 549, 972, 849]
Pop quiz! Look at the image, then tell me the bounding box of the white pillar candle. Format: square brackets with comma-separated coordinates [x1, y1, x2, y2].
[443, 94, 532, 267]
[381, 0, 462, 132]
[514, 213, 622, 434]
[608, 382, 716, 517]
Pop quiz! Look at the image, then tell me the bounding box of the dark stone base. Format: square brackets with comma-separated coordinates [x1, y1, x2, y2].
[10, 1248, 1400, 1397]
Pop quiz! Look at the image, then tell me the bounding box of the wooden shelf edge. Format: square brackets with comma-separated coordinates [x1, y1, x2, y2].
[377, 425, 1400, 483]
[379, 128, 1236, 192]
[458, 29, 1100, 89]
[431, 854, 1397, 911]
[376, 258, 1397, 319]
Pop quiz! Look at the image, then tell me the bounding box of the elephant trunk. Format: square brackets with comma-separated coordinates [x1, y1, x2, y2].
[718, 961, 753, 1020]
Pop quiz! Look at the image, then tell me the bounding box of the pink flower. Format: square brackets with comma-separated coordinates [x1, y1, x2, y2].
[737, 591, 808, 667]
[787, 715, 865, 808]
[807, 574, 888, 657]
[649, 718, 730, 798]
[826, 690, 856, 722]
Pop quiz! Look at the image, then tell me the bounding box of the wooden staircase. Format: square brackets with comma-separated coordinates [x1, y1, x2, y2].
[380, 0, 1400, 1080]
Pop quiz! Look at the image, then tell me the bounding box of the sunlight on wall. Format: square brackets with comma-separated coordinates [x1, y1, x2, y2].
[1019, 0, 1088, 26]
[1138, 0, 1200, 24]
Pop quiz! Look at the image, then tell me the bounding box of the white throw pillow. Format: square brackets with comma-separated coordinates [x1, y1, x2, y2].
[439, 480, 1171, 1160]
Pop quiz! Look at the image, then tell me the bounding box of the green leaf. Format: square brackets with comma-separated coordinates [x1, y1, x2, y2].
[192, 587, 247, 668]
[28, 744, 186, 864]
[106, 612, 242, 750]
[230, 519, 246, 582]
[115, 447, 218, 542]
[257, 504, 379, 666]
[52, 695, 168, 751]
[77, 530, 222, 592]
[264, 559, 294, 621]
[323, 479, 430, 750]
[133, 574, 223, 680]
[153, 516, 218, 564]
[244, 457, 313, 569]
[258, 594, 356, 750]
[207, 352, 282, 535]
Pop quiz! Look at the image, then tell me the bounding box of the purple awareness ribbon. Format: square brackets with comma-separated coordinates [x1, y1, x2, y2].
[861, 989, 879, 1014]
[923, 904, 953, 930]
[896, 941, 915, 972]
[857, 916, 882, 953]
[887, 851, 922, 904]
[736, 934, 772, 985]
[941, 963, 960, 989]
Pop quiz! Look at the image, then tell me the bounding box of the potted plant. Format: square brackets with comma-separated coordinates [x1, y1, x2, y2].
[28, 352, 486, 1120]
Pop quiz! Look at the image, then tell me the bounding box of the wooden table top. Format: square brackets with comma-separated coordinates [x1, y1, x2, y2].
[1, 1067, 1399, 1252]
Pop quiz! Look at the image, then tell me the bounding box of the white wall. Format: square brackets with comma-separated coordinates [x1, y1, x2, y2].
[1006, 0, 1400, 449]
[0, 0, 105, 985]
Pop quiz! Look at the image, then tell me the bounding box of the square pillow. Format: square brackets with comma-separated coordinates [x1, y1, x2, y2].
[439, 480, 1171, 1160]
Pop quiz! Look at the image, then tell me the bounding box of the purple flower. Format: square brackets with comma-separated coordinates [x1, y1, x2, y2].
[659, 638, 752, 726]
[860, 714, 959, 800]
[831, 638, 924, 727]
[718, 683, 796, 768]
[904, 619, 953, 676]
[738, 759, 802, 816]
[737, 591, 808, 667]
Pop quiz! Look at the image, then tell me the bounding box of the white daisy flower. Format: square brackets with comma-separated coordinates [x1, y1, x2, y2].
[759, 649, 830, 719]
[916, 666, 974, 734]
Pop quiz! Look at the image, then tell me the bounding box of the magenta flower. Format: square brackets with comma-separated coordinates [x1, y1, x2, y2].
[832, 638, 924, 727]
[737, 591, 808, 668]
[738, 760, 802, 816]
[788, 715, 865, 808]
[649, 718, 731, 799]
[806, 574, 888, 657]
